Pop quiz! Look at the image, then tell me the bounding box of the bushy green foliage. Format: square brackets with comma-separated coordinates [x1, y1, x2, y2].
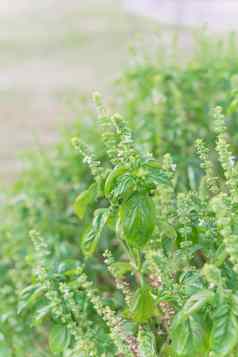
[118, 33, 238, 188]
[2, 34, 238, 356]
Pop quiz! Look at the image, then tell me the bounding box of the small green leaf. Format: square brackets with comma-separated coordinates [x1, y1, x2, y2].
[181, 271, 205, 296]
[213, 243, 228, 267]
[82, 208, 110, 256]
[144, 160, 170, 186]
[74, 183, 97, 219]
[34, 304, 52, 325]
[20, 284, 41, 298]
[120, 192, 156, 248]
[17, 300, 29, 316]
[49, 324, 70, 354]
[228, 97, 238, 115]
[131, 286, 156, 323]
[159, 221, 177, 240]
[57, 259, 81, 276]
[82, 230, 98, 256]
[104, 166, 128, 198]
[202, 264, 222, 286]
[110, 262, 131, 277]
[18, 284, 45, 315]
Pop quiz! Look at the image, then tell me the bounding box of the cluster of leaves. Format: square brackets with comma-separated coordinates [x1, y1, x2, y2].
[13, 100, 238, 356]
[2, 33, 238, 356]
[118, 32, 238, 188]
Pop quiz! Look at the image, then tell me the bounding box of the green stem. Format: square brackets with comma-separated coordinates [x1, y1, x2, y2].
[120, 240, 143, 287]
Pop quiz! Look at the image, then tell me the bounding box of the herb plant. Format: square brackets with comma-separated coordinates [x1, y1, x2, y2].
[2, 34, 238, 356]
[17, 99, 238, 356]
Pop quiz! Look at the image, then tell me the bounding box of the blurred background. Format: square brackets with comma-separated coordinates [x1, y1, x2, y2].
[1, 0, 238, 183]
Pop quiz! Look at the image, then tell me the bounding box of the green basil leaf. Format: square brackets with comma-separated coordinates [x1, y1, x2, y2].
[210, 294, 238, 355]
[104, 166, 128, 198]
[228, 97, 238, 115]
[74, 182, 97, 219]
[182, 290, 214, 316]
[213, 243, 228, 267]
[57, 259, 81, 276]
[181, 271, 205, 296]
[82, 230, 98, 256]
[110, 261, 131, 277]
[171, 313, 207, 356]
[144, 160, 170, 186]
[34, 304, 52, 325]
[82, 208, 110, 256]
[120, 192, 156, 248]
[49, 324, 70, 354]
[131, 287, 156, 323]
[112, 174, 136, 201]
[18, 284, 45, 315]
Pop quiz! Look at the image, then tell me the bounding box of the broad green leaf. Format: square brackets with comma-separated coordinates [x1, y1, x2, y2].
[182, 290, 214, 316]
[20, 284, 41, 298]
[213, 243, 228, 267]
[210, 294, 238, 355]
[112, 174, 136, 201]
[144, 160, 170, 186]
[104, 166, 128, 198]
[82, 230, 98, 256]
[49, 324, 70, 354]
[93, 208, 110, 232]
[17, 300, 29, 316]
[74, 183, 97, 219]
[119, 192, 156, 248]
[228, 97, 238, 115]
[131, 286, 156, 323]
[82, 208, 110, 256]
[34, 304, 52, 325]
[181, 271, 205, 296]
[171, 313, 208, 356]
[202, 264, 222, 286]
[18, 284, 45, 315]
